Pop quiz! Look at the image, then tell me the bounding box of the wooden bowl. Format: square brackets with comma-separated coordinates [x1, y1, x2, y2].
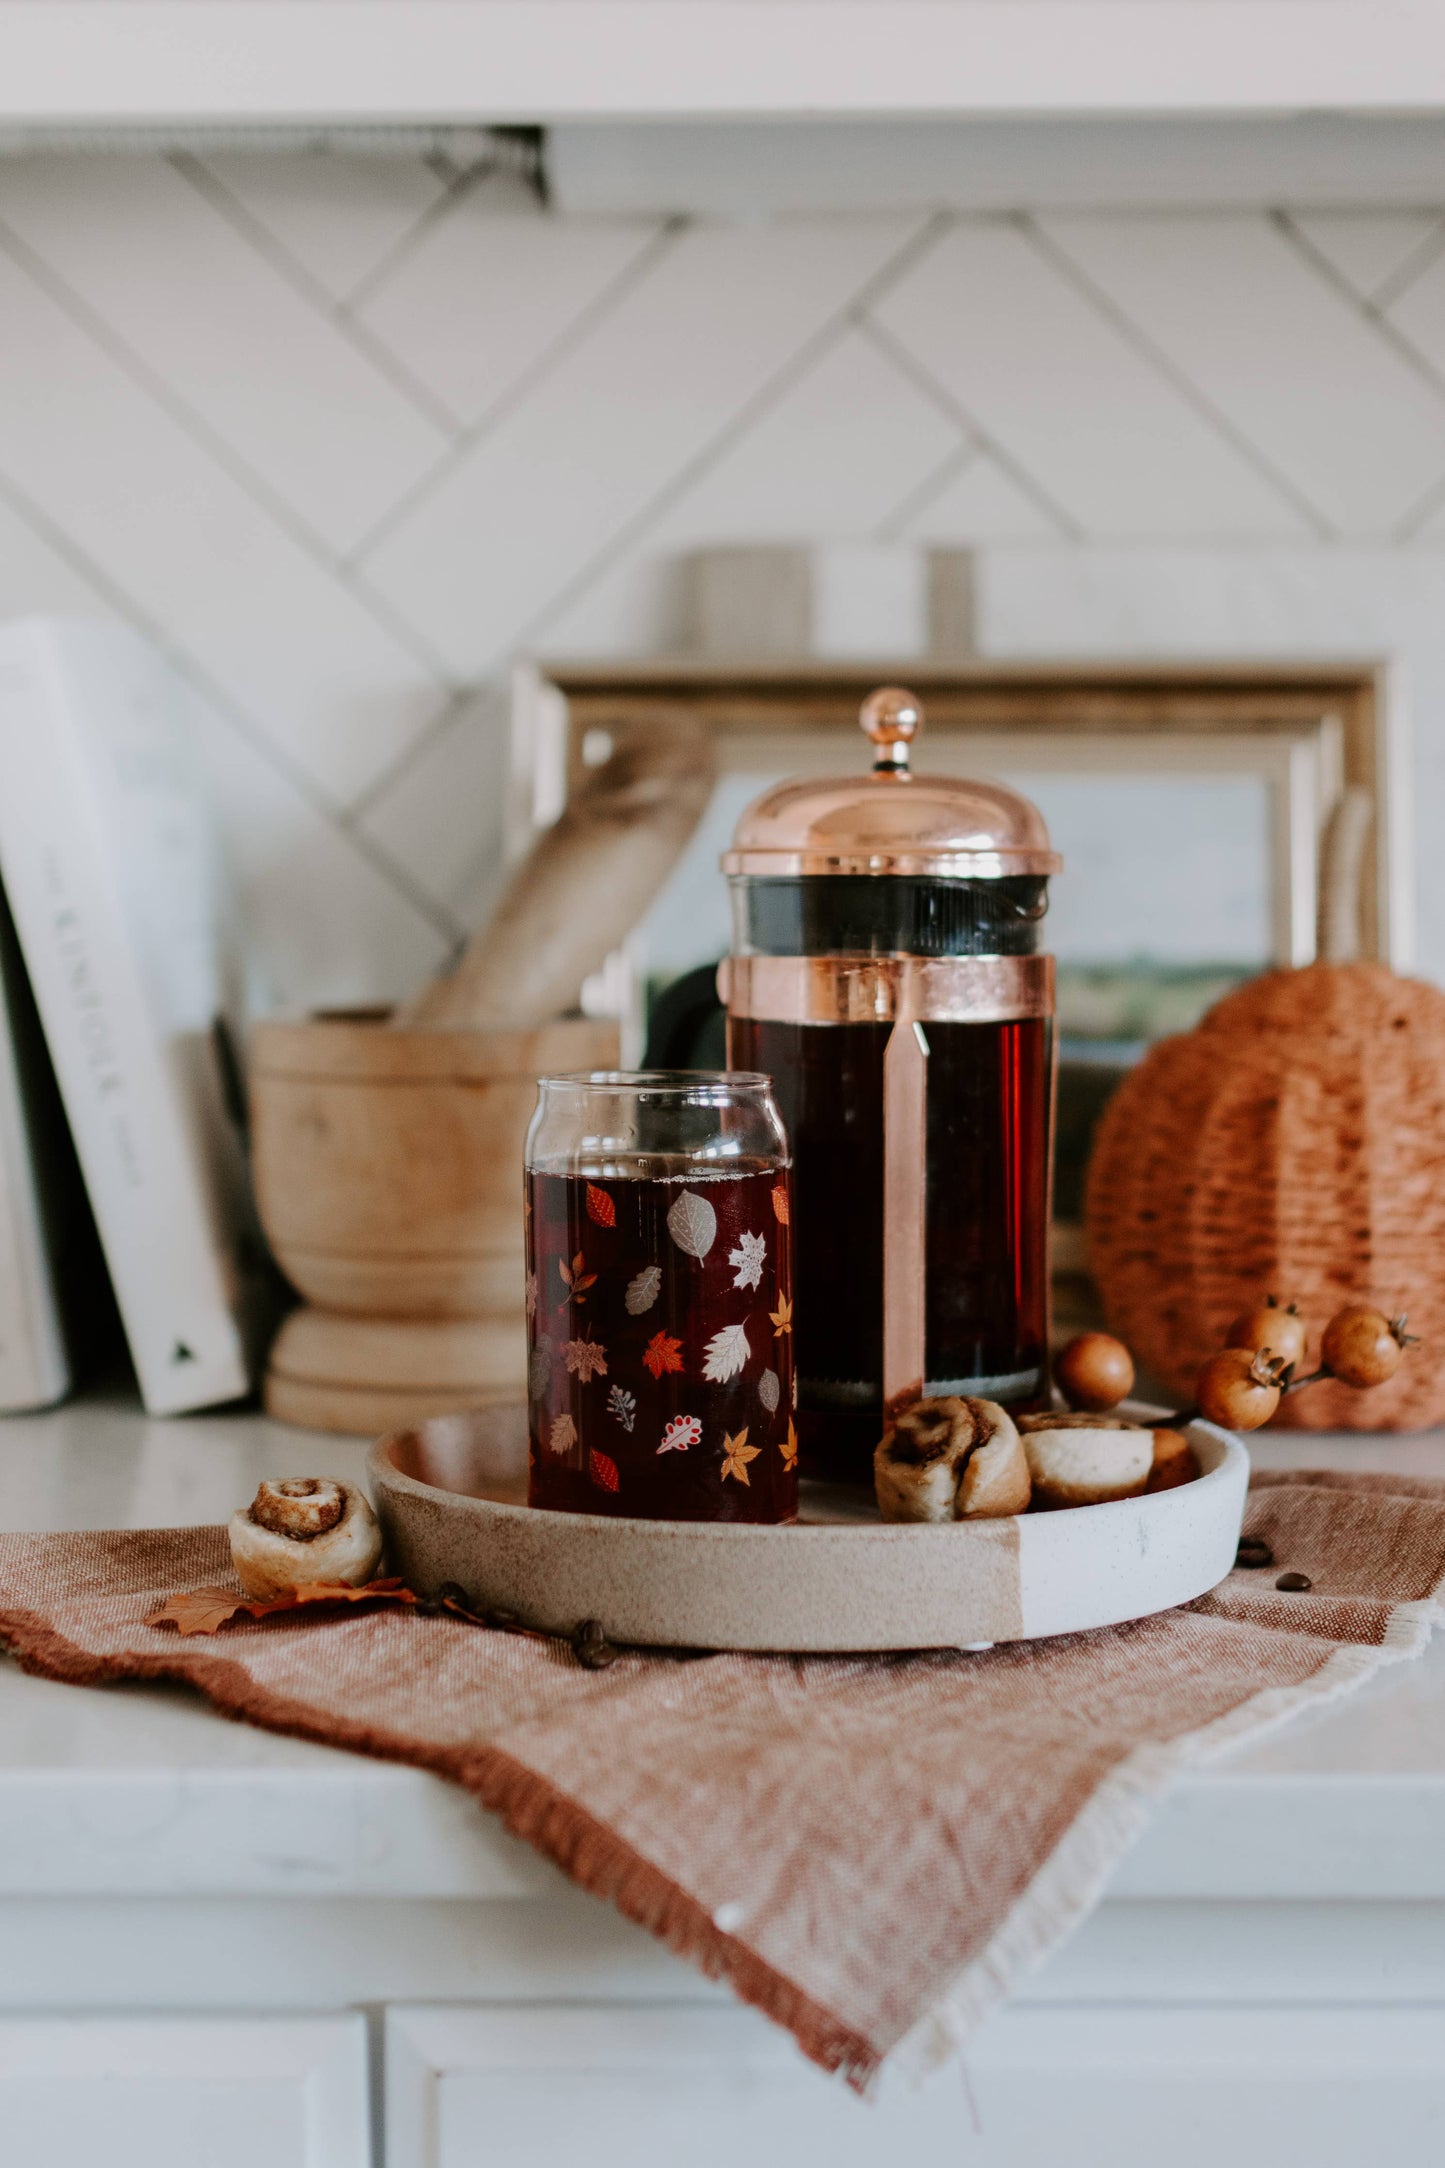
[250, 1010, 618, 1434]
[368, 1406, 1248, 1652]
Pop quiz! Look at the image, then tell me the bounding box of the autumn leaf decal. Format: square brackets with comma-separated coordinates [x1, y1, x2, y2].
[589, 1448, 620, 1493]
[781, 1419, 798, 1472]
[769, 1291, 793, 1338]
[658, 1413, 702, 1455]
[720, 1428, 761, 1485]
[557, 1251, 597, 1310]
[525, 1271, 538, 1322]
[667, 1188, 717, 1260]
[758, 1368, 780, 1414]
[625, 1265, 661, 1315]
[607, 1384, 637, 1432]
[585, 1183, 616, 1229]
[771, 1185, 790, 1225]
[563, 1334, 608, 1383]
[642, 1331, 684, 1380]
[703, 1320, 751, 1383]
[548, 1411, 578, 1456]
[729, 1230, 766, 1291]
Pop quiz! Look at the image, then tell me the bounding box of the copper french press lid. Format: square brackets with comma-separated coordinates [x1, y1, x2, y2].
[721, 687, 1061, 882]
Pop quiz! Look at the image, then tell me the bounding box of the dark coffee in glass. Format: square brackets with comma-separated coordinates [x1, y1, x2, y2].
[525, 1074, 796, 1523]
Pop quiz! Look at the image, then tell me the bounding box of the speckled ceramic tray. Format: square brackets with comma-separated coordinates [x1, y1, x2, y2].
[368, 1405, 1248, 1652]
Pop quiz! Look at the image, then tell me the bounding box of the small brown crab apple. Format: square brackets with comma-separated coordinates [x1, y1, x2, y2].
[1226, 1296, 1309, 1373]
[1054, 1331, 1135, 1413]
[1321, 1305, 1418, 1389]
[1196, 1347, 1288, 1432]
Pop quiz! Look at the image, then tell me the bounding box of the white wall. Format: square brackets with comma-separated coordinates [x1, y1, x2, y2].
[1, 148, 1444, 1005]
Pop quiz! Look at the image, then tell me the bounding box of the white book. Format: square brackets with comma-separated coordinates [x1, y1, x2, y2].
[0, 618, 250, 1414]
[0, 886, 69, 1410]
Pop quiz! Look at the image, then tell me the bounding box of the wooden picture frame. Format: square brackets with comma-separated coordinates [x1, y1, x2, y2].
[511, 657, 1409, 969]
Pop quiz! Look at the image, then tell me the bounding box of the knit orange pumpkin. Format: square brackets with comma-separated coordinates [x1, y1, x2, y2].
[1085, 962, 1445, 1430]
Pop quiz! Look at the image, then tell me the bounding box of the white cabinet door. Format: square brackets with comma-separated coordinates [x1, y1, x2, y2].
[0, 2013, 370, 2168]
[387, 2000, 1445, 2168]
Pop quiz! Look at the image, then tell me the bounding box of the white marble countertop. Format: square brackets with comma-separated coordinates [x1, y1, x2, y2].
[1, 1394, 1443, 1907]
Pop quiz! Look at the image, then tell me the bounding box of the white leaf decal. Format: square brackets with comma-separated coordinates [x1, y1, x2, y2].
[658, 1413, 702, 1455]
[703, 1319, 751, 1383]
[758, 1367, 780, 1413]
[607, 1384, 637, 1433]
[667, 1189, 717, 1261]
[625, 1265, 662, 1315]
[729, 1230, 766, 1291]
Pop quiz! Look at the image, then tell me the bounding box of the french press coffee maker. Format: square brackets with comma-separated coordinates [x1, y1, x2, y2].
[719, 687, 1061, 1482]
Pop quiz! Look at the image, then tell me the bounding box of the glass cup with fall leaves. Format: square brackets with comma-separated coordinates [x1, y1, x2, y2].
[524, 1072, 797, 1522]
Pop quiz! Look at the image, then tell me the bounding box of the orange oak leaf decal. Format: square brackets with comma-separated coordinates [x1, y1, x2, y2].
[145, 1578, 419, 1638]
[771, 1185, 790, 1225]
[642, 1330, 684, 1379]
[585, 1183, 616, 1229]
[720, 1427, 761, 1485]
[769, 1291, 793, 1337]
[557, 1251, 597, 1310]
[589, 1447, 620, 1492]
[781, 1419, 798, 1472]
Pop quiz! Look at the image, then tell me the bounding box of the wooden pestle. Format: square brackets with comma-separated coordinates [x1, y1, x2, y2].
[394, 715, 716, 1031]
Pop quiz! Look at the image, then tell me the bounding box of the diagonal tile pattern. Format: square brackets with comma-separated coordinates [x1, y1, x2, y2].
[1, 155, 1445, 1000]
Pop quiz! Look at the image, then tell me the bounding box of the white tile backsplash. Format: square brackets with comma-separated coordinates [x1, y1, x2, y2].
[1040, 212, 1445, 537]
[0, 156, 448, 558]
[3, 154, 1445, 1003]
[871, 220, 1314, 541]
[355, 186, 662, 432]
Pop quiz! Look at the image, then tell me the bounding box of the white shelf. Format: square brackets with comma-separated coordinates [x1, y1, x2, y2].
[4, 4, 1445, 130]
[0, 1393, 1443, 1902]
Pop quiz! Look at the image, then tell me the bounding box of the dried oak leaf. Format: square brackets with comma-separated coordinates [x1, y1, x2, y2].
[145, 1578, 418, 1638]
[585, 1183, 616, 1229]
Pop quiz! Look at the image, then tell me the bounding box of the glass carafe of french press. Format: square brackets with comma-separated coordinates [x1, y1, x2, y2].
[720, 687, 1060, 1483]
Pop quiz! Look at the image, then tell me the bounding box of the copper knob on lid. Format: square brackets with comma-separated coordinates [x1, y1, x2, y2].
[861, 685, 921, 775]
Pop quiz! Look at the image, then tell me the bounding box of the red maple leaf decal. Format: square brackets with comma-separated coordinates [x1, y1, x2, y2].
[589, 1448, 620, 1492]
[642, 1331, 684, 1380]
[771, 1185, 790, 1225]
[585, 1183, 616, 1229]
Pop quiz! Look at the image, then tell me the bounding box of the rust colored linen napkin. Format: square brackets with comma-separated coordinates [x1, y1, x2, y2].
[1, 1468, 1443, 2092]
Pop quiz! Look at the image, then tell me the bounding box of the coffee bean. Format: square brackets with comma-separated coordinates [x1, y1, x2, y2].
[1235, 1536, 1274, 1569]
[1275, 1571, 1312, 1592]
[572, 1618, 620, 1670]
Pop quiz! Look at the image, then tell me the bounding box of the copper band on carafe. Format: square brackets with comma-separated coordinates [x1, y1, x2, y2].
[718, 952, 1054, 1026]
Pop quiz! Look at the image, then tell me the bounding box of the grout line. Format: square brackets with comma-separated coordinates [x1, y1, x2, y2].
[502, 218, 955, 655]
[1274, 209, 1445, 527]
[172, 152, 467, 440]
[0, 210, 461, 688]
[342, 159, 492, 316]
[345, 683, 482, 826]
[1389, 464, 1445, 543]
[1023, 214, 1336, 543]
[1368, 216, 1445, 314]
[345, 218, 683, 570]
[872, 441, 978, 544]
[854, 312, 1082, 542]
[350, 215, 955, 819]
[0, 463, 462, 944]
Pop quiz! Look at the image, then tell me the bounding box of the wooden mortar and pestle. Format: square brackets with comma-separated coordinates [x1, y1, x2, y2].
[251, 718, 715, 1433]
